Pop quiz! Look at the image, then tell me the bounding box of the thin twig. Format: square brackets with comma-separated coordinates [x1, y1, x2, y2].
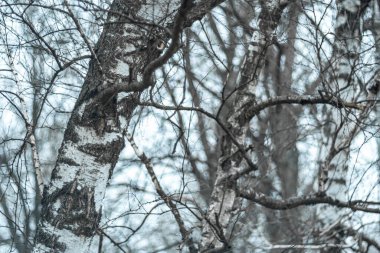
[63, 0, 102, 72]
[126, 132, 197, 253]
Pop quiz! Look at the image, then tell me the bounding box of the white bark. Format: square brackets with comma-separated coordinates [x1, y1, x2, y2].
[329, 0, 365, 98]
[200, 1, 287, 251]
[32, 1, 178, 252]
[316, 0, 370, 248]
[4, 45, 45, 196]
[318, 0, 368, 195]
[32, 1, 226, 252]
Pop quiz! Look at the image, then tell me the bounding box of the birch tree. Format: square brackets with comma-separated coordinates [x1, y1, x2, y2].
[1, 0, 380, 253]
[27, 1, 225, 252]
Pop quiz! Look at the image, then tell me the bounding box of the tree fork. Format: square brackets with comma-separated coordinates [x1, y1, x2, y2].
[32, 1, 226, 252]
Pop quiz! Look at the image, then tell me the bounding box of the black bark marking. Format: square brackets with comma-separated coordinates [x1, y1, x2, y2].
[41, 181, 101, 237]
[62, 120, 80, 143]
[80, 95, 118, 135]
[78, 137, 124, 164]
[118, 93, 139, 119]
[57, 157, 80, 166]
[50, 166, 62, 181]
[35, 229, 66, 251]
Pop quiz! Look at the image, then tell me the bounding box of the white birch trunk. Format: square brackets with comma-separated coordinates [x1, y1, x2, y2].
[319, 0, 369, 195]
[317, 0, 370, 248]
[32, 1, 224, 252]
[200, 1, 287, 251]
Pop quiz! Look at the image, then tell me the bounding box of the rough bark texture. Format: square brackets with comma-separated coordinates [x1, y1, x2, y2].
[2, 0, 379, 252]
[33, 1, 151, 251]
[32, 1, 224, 252]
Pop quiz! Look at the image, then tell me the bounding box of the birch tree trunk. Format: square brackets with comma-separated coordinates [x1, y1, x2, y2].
[200, 1, 288, 251]
[370, 0, 380, 98]
[1, 0, 379, 252]
[319, 0, 369, 201]
[32, 1, 224, 252]
[370, 0, 380, 239]
[317, 0, 370, 248]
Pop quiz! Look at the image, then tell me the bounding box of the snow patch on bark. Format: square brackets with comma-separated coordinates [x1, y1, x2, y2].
[123, 23, 135, 31]
[33, 244, 55, 253]
[82, 166, 109, 210]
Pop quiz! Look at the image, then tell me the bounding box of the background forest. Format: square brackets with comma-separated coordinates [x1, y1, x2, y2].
[0, 0, 380, 252]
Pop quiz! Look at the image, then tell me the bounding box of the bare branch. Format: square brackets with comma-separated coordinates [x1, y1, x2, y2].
[126, 132, 197, 253]
[238, 190, 380, 214]
[63, 0, 102, 72]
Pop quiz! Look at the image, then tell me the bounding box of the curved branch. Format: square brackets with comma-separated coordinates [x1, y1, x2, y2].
[140, 0, 191, 88]
[242, 95, 366, 122]
[238, 190, 380, 214]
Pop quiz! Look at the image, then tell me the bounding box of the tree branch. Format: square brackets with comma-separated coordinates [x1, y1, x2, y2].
[126, 132, 197, 253]
[243, 94, 366, 121]
[238, 190, 380, 214]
